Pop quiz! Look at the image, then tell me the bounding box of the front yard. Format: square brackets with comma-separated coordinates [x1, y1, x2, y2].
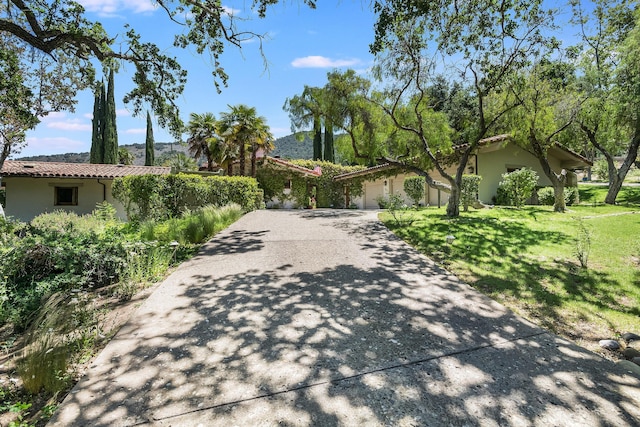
[380, 185, 640, 356]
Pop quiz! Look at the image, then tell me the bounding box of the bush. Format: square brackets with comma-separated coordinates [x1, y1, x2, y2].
[592, 159, 609, 182]
[537, 186, 579, 206]
[497, 168, 539, 208]
[403, 176, 425, 207]
[139, 204, 243, 245]
[460, 174, 482, 211]
[113, 173, 262, 222]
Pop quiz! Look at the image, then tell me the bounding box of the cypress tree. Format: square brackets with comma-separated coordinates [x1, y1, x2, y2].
[102, 69, 118, 164]
[89, 83, 104, 163]
[145, 111, 155, 166]
[312, 115, 322, 161]
[323, 120, 335, 163]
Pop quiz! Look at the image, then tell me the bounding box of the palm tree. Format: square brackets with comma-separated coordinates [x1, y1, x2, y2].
[219, 105, 273, 176]
[186, 112, 219, 171]
[249, 115, 275, 177]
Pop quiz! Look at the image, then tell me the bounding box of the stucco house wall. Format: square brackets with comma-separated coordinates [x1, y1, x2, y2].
[343, 138, 590, 209]
[2, 177, 125, 221]
[1, 161, 170, 222]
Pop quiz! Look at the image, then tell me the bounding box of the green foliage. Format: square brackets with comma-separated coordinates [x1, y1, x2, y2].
[118, 147, 134, 165]
[256, 160, 368, 208]
[103, 69, 118, 164]
[112, 173, 262, 222]
[573, 216, 591, 269]
[498, 168, 539, 208]
[89, 83, 104, 164]
[537, 187, 579, 206]
[380, 204, 640, 353]
[460, 174, 482, 211]
[145, 111, 155, 166]
[403, 176, 425, 207]
[592, 159, 609, 182]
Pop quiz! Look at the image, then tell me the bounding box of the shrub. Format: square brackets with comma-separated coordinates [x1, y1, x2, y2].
[592, 159, 609, 182]
[113, 174, 262, 222]
[256, 160, 374, 208]
[460, 174, 482, 211]
[537, 186, 579, 206]
[497, 168, 539, 208]
[403, 176, 425, 207]
[537, 187, 555, 205]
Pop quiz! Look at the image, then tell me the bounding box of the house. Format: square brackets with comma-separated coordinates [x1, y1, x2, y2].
[259, 157, 323, 208]
[0, 161, 170, 221]
[334, 135, 592, 209]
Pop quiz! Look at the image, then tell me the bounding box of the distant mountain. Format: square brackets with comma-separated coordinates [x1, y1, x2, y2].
[270, 133, 314, 160]
[17, 142, 190, 165]
[17, 134, 316, 164]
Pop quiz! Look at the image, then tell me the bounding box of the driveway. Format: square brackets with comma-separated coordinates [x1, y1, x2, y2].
[50, 210, 640, 426]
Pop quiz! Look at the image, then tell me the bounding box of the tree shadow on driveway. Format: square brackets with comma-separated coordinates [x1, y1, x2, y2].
[49, 210, 640, 426]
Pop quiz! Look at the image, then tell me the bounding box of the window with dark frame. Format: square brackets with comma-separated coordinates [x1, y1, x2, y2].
[55, 187, 78, 206]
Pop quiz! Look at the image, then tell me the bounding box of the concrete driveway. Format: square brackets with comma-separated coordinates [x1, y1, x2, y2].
[50, 210, 640, 426]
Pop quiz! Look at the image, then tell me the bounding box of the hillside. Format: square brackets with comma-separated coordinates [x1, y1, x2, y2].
[17, 134, 315, 164]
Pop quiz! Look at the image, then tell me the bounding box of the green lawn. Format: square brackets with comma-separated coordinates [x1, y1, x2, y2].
[380, 186, 640, 354]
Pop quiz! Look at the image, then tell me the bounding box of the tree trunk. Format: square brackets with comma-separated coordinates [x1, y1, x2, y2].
[446, 184, 460, 217]
[251, 150, 257, 177]
[553, 180, 566, 213]
[239, 143, 246, 176]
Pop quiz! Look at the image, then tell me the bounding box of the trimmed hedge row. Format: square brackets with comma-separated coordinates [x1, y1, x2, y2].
[113, 173, 263, 221]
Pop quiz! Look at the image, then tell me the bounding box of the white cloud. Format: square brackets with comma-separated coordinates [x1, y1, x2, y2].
[40, 111, 67, 120]
[78, 0, 156, 16]
[125, 128, 146, 135]
[83, 113, 94, 119]
[46, 119, 91, 132]
[291, 56, 360, 69]
[116, 109, 130, 117]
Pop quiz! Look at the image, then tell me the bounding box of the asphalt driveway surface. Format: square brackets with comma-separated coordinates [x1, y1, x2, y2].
[50, 210, 640, 426]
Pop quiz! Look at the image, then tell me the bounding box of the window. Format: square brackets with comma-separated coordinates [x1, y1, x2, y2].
[55, 187, 78, 206]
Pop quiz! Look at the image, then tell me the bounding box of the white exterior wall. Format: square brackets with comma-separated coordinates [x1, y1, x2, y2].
[3, 177, 128, 222]
[358, 143, 570, 209]
[355, 173, 430, 209]
[476, 144, 557, 203]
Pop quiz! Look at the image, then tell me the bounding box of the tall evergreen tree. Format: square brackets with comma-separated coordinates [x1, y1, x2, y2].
[323, 120, 335, 163]
[89, 83, 104, 164]
[145, 111, 155, 166]
[102, 69, 118, 164]
[312, 116, 322, 161]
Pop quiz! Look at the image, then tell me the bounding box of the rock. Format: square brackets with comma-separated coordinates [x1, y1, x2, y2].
[599, 339, 620, 351]
[617, 360, 640, 377]
[623, 348, 640, 359]
[633, 357, 640, 367]
[621, 332, 640, 343]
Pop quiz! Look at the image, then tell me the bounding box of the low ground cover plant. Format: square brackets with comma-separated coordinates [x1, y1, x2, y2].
[379, 185, 640, 355]
[0, 202, 244, 426]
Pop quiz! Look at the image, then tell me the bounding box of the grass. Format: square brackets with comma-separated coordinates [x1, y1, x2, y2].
[380, 185, 640, 354]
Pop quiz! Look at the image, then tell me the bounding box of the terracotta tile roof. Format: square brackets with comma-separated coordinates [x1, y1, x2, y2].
[1, 161, 171, 179]
[263, 157, 322, 177]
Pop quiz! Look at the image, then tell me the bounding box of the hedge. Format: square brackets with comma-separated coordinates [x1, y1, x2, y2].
[113, 173, 263, 221]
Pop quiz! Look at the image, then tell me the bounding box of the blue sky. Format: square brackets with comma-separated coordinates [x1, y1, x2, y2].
[20, 0, 378, 157]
